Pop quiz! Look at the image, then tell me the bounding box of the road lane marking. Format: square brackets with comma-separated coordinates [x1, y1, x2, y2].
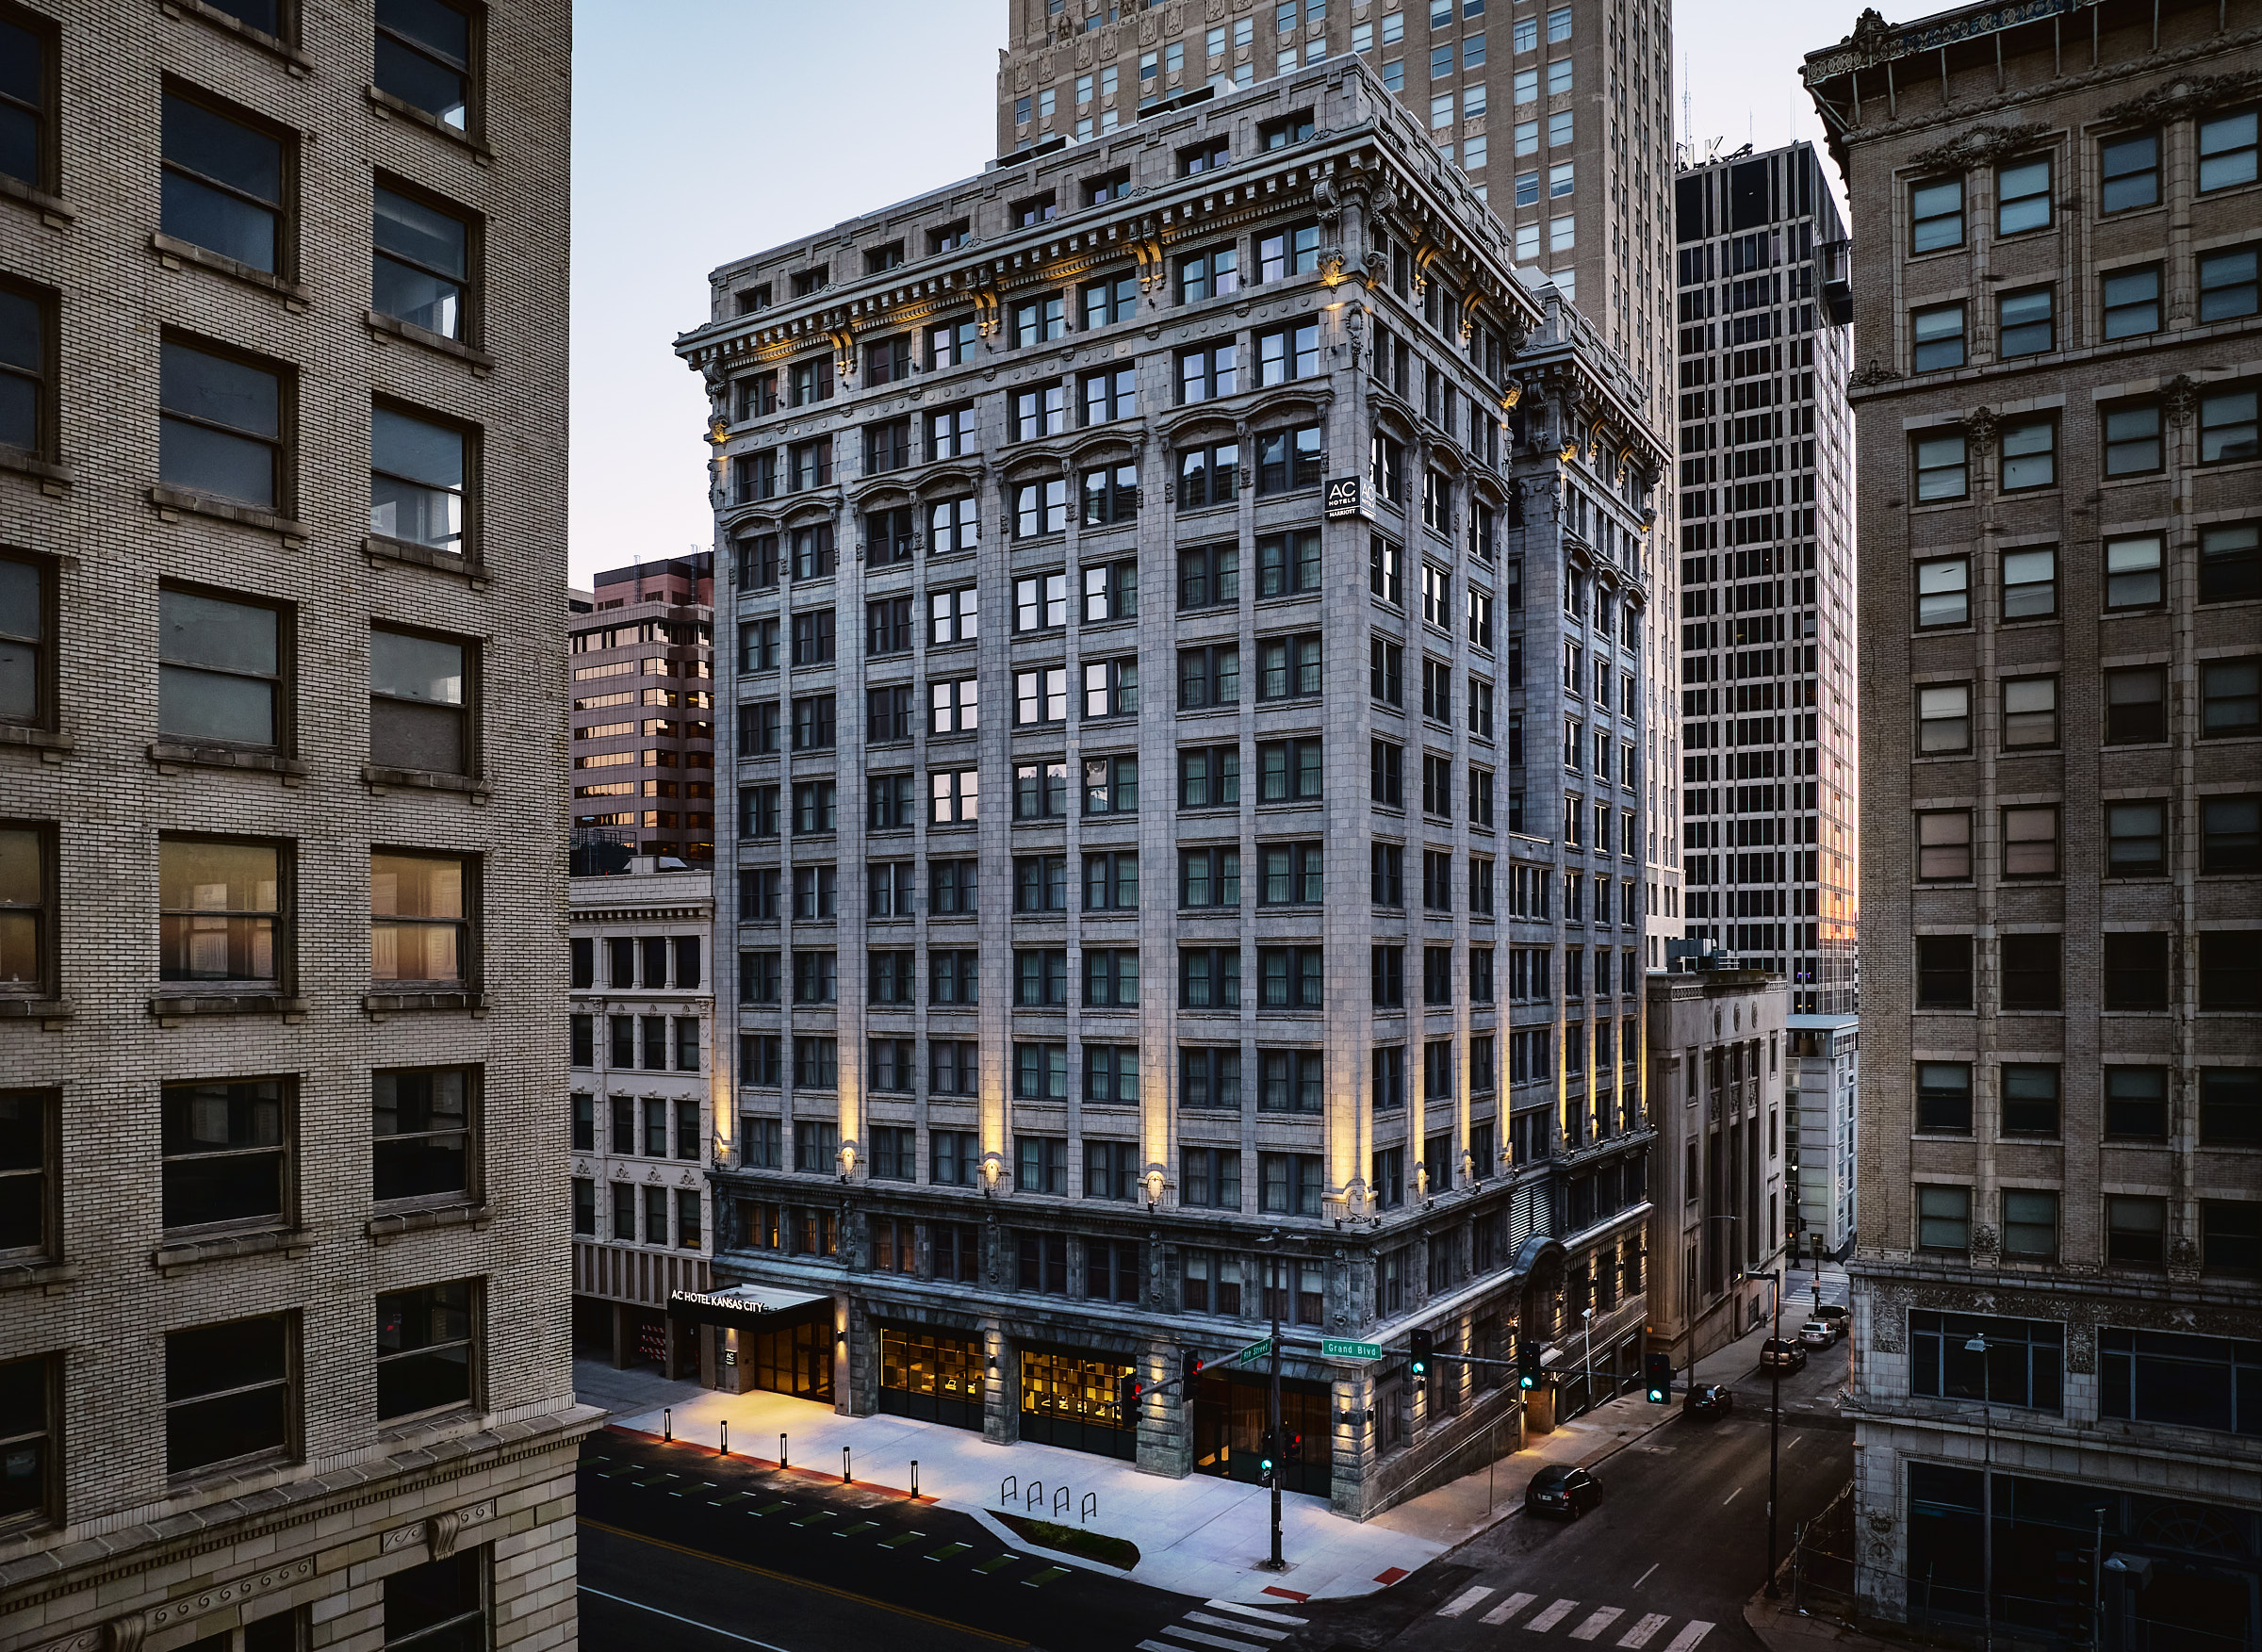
[1632, 1564, 1659, 1590]
[1482, 1593, 1539, 1625]
[1204, 1602, 1308, 1627]
[1437, 1586, 1495, 1618]
[1616, 1614, 1672, 1648]
[1158, 1629, 1266, 1652]
[1663, 1622, 1715, 1652]
[577, 1519, 1024, 1646]
[1720, 1486, 1742, 1506]
[1783, 1436, 1801, 1451]
[579, 1585, 796, 1650]
[1186, 1611, 1288, 1641]
[1527, 1599, 1581, 1631]
[1569, 1608, 1624, 1641]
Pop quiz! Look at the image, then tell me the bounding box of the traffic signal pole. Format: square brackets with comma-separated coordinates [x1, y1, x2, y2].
[1265, 1310, 1285, 1571]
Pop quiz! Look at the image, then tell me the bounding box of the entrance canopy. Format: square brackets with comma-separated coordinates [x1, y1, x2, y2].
[666, 1284, 830, 1331]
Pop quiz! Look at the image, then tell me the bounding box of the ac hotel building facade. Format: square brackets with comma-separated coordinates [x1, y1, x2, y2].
[1807, 0, 2259, 1641]
[1, 3, 595, 1651]
[679, 57, 1669, 1515]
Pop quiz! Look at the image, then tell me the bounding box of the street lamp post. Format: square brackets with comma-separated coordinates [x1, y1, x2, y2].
[1965, 1333, 1993, 1652]
[1744, 1267, 1785, 1599]
[1581, 1306, 1596, 1416]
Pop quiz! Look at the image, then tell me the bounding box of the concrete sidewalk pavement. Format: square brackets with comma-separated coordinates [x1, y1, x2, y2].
[572, 1359, 1448, 1603]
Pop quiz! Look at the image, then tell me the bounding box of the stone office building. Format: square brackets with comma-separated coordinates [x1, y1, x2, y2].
[1805, 0, 2260, 1643]
[567, 861, 716, 1378]
[1669, 140, 1861, 1015]
[0, 2, 594, 1651]
[676, 57, 1667, 1517]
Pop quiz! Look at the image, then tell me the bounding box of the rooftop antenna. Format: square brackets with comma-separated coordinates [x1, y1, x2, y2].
[1681, 51, 1691, 154]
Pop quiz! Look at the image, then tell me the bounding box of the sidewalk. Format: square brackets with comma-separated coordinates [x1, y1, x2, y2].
[1746, 1591, 1926, 1652]
[1370, 1313, 1798, 1547]
[573, 1359, 1447, 1603]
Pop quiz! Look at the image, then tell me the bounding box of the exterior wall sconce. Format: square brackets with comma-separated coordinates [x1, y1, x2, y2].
[837, 1140, 857, 1183]
[980, 1152, 1003, 1196]
[1143, 1166, 1166, 1210]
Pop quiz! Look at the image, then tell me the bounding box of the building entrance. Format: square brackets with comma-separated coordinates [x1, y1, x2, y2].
[1192, 1371, 1333, 1496]
[879, 1327, 982, 1431]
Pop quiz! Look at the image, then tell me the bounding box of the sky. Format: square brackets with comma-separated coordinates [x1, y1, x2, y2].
[567, 0, 1879, 586]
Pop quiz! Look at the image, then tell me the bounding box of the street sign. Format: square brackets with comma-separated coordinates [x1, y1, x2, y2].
[1320, 1339, 1382, 1360]
[1236, 1337, 1274, 1366]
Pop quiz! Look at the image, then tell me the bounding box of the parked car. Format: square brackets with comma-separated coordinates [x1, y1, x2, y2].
[1760, 1337, 1809, 1376]
[1525, 1464, 1604, 1520]
[1811, 1303, 1849, 1328]
[1798, 1318, 1841, 1348]
[1683, 1382, 1735, 1418]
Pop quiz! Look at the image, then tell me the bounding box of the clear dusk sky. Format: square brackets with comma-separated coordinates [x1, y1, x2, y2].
[566, 0, 1878, 587]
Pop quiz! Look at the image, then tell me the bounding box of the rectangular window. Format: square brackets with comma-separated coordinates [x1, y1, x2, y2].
[2001, 545, 2055, 616]
[370, 851, 467, 984]
[1177, 246, 1240, 303]
[375, 1280, 472, 1419]
[161, 338, 283, 509]
[159, 836, 281, 985]
[2002, 676, 2057, 748]
[2200, 246, 2259, 322]
[1997, 286, 2053, 356]
[2201, 389, 2258, 466]
[2204, 659, 2261, 737]
[2102, 264, 2160, 340]
[1083, 754, 1138, 816]
[1915, 557, 1968, 629]
[1181, 1046, 1243, 1111]
[2101, 130, 2159, 213]
[1180, 946, 1241, 1009]
[162, 90, 286, 274]
[375, 0, 473, 129]
[372, 182, 470, 346]
[2105, 666, 2167, 744]
[2002, 806, 2059, 878]
[166, 1313, 290, 1473]
[1910, 303, 1964, 372]
[0, 1089, 54, 1261]
[1917, 683, 1970, 754]
[1255, 738, 1321, 803]
[2104, 931, 2171, 1010]
[1917, 1185, 1971, 1253]
[2107, 1195, 2166, 1268]
[1916, 936, 1973, 1009]
[2104, 401, 2162, 475]
[162, 1077, 286, 1231]
[372, 1067, 470, 1202]
[2106, 1067, 2169, 1140]
[2101, 1328, 2262, 1434]
[371, 626, 467, 774]
[1914, 433, 1967, 500]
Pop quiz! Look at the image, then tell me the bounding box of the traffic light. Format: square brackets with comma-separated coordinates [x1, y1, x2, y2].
[1645, 1350, 1674, 1405]
[1516, 1338, 1539, 1389]
[1257, 1430, 1277, 1488]
[1284, 1430, 1303, 1464]
[1117, 1373, 1142, 1420]
[1409, 1328, 1433, 1377]
[1182, 1349, 1205, 1386]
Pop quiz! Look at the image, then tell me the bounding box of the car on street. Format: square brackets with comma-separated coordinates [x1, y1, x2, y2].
[1682, 1382, 1735, 1418]
[1798, 1318, 1842, 1348]
[1524, 1464, 1603, 1520]
[1760, 1337, 1809, 1376]
[1812, 1303, 1848, 1327]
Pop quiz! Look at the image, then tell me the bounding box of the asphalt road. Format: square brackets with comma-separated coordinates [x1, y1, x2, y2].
[1287, 1335, 1855, 1652]
[572, 1431, 1196, 1652]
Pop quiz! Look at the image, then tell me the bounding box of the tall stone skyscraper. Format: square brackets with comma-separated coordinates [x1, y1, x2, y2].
[992, 0, 1687, 963]
[1667, 139, 1860, 1016]
[680, 57, 1670, 1518]
[1806, 0, 2259, 1641]
[0, 4, 594, 1648]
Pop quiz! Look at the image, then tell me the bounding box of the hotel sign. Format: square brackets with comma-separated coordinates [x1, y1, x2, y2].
[1324, 475, 1370, 521]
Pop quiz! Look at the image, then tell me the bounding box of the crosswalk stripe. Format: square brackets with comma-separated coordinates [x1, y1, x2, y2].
[1527, 1599, 1581, 1632]
[1663, 1623, 1714, 1652]
[1616, 1613, 1673, 1648]
[1204, 1602, 1308, 1627]
[1483, 1593, 1539, 1626]
[1186, 1613, 1287, 1642]
[1158, 1627, 1266, 1652]
[1569, 1608, 1624, 1641]
[1437, 1586, 1495, 1618]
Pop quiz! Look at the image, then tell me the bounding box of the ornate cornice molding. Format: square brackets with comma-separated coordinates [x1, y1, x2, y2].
[1909, 118, 2052, 172]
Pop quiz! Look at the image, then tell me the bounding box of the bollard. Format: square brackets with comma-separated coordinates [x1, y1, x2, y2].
[911, 1460, 919, 1498]
[719, 1420, 728, 1457]
[664, 1407, 672, 1443]
[843, 1447, 852, 1485]
[779, 1432, 788, 1469]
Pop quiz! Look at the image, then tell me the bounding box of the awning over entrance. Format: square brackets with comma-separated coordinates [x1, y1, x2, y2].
[665, 1284, 830, 1332]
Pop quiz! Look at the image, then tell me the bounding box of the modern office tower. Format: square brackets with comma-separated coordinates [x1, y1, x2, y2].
[677, 57, 1667, 1517]
[1786, 1012, 1859, 1260]
[568, 554, 717, 866]
[993, 0, 1688, 970]
[1669, 141, 1860, 1015]
[567, 860, 717, 1377]
[1805, 0, 2261, 1640]
[0, 4, 594, 1650]
[1644, 962, 1788, 1370]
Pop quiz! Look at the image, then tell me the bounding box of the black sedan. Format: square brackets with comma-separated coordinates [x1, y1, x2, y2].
[1683, 1382, 1735, 1418]
[1524, 1464, 1603, 1520]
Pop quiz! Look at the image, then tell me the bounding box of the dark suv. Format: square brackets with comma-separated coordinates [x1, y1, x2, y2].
[1760, 1337, 1809, 1376]
[1683, 1382, 1735, 1418]
[1525, 1464, 1603, 1519]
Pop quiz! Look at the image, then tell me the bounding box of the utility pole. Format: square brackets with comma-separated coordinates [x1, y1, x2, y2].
[1746, 1266, 1785, 1599]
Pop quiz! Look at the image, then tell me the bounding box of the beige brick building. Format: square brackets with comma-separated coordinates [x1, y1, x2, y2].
[1805, 0, 2260, 1640]
[0, 3, 594, 1650]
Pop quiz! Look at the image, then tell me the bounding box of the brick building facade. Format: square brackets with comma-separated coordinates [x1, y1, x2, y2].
[567, 556, 715, 866]
[0, 3, 594, 1649]
[1805, 0, 2260, 1641]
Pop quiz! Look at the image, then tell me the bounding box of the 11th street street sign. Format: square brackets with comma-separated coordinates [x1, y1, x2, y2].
[1321, 1340, 1383, 1359]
